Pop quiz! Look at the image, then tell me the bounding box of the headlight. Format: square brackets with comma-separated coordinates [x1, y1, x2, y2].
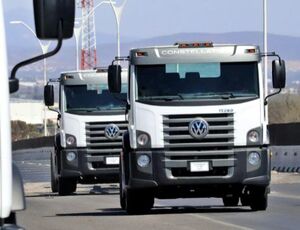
[248, 152, 261, 166]
[137, 154, 151, 168]
[66, 135, 76, 146]
[66, 152, 76, 162]
[248, 130, 259, 143]
[137, 134, 149, 146]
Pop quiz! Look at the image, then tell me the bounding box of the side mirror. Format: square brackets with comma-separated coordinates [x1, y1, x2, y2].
[272, 60, 286, 89]
[9, 78, 19, 94]
[44, 85, 54, 106]
[108, 65, 122, 93]
[33, 0, 75, 39]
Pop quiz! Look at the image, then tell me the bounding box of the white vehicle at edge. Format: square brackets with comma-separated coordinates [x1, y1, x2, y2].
[45, 69, 128, 195]
[107, 42, 286, 214]
[1, 0, 75, 228]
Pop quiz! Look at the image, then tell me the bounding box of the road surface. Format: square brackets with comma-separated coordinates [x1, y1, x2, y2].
[13, 148, 300, 230]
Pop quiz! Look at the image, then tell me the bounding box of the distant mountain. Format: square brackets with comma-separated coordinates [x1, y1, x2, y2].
[7, 31, 300, 81]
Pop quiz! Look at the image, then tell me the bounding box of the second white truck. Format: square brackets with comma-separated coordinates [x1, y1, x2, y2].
[45, 69, 128, 195]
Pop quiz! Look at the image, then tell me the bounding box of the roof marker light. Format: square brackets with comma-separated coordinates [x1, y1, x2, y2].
[136, 51, 148, 57]
[175, 42, 213, 48]
[245, 49, 257, 54]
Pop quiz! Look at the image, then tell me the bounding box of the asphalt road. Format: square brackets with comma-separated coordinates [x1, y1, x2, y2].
[13, 148, 300, 230]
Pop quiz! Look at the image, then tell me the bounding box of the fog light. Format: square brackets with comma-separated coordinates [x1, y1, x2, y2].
[248, 152, 261, 166]
[66, 152, 76, 162]
[248, 130, 259, 143]
[137, 134, 149, 146]
[137, 154, 151, 168]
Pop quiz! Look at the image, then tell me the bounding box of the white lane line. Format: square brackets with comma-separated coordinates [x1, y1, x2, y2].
[19, 161, 50, 167]
[188, 213, 254, 230]
[270, 191, 300, 200]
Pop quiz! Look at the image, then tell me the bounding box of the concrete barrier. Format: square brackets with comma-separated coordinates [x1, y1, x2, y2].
[270, 146, 300, 173]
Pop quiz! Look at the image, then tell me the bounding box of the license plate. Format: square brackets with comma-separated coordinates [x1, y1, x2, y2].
[105, 157, 120, 165]
[190, 162, 209, 172]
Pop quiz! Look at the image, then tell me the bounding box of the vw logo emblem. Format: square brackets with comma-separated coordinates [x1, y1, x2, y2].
[105, 124, 120, 140]
[189, 118, 209, 139]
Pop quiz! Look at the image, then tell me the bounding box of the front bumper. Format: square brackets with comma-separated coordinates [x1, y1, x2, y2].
[125, 147, 270, 197]
[60, 149, 119, 182]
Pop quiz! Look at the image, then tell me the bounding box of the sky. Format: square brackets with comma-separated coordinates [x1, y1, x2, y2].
[4, 0, 300, 39]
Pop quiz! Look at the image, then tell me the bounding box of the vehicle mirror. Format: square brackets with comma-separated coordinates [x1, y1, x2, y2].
[272, 59, 286, 89]
[9, 78, 19, 94]
[108, 65, 122, 93]
[44, 85, 54, 106]
[33, 0, 75, 39]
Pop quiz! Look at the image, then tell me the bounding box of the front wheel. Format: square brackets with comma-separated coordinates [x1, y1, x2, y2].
[50, 154, 58, 193]
[125, 188, 154, 215]
[222, 195, 239, 207]
[119, 158, 126, 210]
[0, 212, 16, 225]
[249, 187, 268, 211]
[58, 177, 77, 196]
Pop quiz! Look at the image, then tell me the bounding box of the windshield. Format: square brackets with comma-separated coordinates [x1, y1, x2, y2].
[136, 62, 259, 101]
[64, 84, 127, 113]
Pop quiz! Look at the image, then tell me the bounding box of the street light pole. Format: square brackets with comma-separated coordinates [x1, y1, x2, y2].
[109, 0, 128, 58]
[73, 22, 82, 71]
[10, 21, 51, 136]
[263, 0, 268, 81]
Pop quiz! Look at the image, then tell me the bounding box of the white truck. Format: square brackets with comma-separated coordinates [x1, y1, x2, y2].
[44, 69, 127, 195]
[107, 42, 286, 214]
[1, 0, 75, 228]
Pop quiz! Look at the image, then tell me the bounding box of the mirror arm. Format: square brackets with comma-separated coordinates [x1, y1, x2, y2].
[10, 20, 63, 80]
[261, 52, 282, 62]
[112, 56, 130, 65]
[264, 88, 282, 105]
[48, 106, 60, 115]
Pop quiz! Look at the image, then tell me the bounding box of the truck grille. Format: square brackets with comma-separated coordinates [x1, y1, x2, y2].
[163, 113, 235, 177]
[86, 121, 127, 169]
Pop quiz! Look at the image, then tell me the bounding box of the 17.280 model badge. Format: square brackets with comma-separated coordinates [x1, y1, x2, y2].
[189, 118, 209, 139]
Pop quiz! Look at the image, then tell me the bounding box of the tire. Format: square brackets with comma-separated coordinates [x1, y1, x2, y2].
[1, 212, 16, 225]
[50, 154, 58, 193]
[222, 195, 239, 207]
[125, 188, 154, 215]
[58, 177, 77, 196]
[119, 158, 126, 210]
[249, 187, 268, 211]
[241, 188, 251, 206]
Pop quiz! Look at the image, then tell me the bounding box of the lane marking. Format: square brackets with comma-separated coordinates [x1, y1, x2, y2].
[18, 161, 50, 167]
[189, 213, 254, 230]
[270, 191, 300, 200]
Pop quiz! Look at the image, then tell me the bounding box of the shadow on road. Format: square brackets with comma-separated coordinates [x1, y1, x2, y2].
[55, 205, 252, 217]
[25, 185, 119, 198]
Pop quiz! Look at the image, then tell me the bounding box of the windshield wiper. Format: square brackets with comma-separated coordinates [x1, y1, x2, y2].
[220, 93, 235, 100]
[140, 94, 184, 101]
[67, 108, 95, 112]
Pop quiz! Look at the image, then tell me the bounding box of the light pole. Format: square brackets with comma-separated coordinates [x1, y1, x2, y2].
[10, 21, 51, 136]
[263, 0, 268, 82]
[74, 0, 115, 70]
[73, 21, 82, 71]
[109, 0, 128, 59]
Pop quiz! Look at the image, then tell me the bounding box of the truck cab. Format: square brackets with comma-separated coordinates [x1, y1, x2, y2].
[45, 68, 128, 195]
[108, 42, 286, 214]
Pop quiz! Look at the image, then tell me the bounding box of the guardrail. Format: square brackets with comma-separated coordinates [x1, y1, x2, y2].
[12, 136, 54, 151]
[12, 131, 300, 173]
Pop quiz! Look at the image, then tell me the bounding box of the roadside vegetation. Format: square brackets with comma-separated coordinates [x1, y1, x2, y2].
[11, 120, 56, 141]
[268, 94, 300, 124]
